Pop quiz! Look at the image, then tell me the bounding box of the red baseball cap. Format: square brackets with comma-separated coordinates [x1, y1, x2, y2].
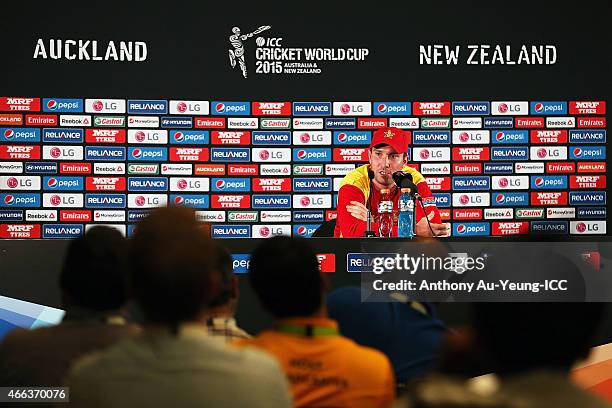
[369, 127, 408, 154]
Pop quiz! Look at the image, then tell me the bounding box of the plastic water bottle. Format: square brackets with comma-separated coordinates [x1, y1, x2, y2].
[378, 188, 393, 238]
[398, 188, 415, 238]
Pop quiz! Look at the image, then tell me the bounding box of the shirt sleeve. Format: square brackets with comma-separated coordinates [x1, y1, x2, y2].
[415, 181, 441, 224]
[335, 184, 368, 238]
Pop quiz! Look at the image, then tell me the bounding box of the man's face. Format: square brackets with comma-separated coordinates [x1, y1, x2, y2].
[368, 145, 407, 187]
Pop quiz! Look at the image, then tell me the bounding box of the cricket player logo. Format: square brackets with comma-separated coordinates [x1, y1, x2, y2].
[228, 25, 271, 78]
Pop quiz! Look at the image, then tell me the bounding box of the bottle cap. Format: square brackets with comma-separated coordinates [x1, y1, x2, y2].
[401, 188, 411, 193]
[380, 188, 390, 193]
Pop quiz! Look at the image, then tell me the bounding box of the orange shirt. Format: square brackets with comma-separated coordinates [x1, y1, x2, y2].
[236, 317, 395, 408]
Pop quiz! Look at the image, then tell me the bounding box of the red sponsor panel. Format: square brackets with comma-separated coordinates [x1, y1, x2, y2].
[85, 177, 126, 191]
[530, 130, 568, 144]
[169, 147, 209, 162]
[85, 129, 126, 143]
[333, 148, 369, 162]
[25, 114, 57, 126]
[358, 118, 388, 129]
[515, 116, 544, 128]
[577, 162, 606, 173]
[546, 162, 575, 173]
[211, 194, 251, 209]
[252, 178, 292, 192]
[228, 164, 259, 176]
[424, 177, 451, 191]
[211, 131, 251, 145]
[194, 117, 225, 128]
[569, 101, 606, 115]
[453, 208, 483, 220]
[453, 163, 482, 174]
[451, 147, 489, 161]
[194, 164, 225, 176]
[0, 97, 40, 112]
[0, 224, 41, 238]
[577, 117, 606, 128]
[251, 102, 291, 116]
[0, 145, 40, 159]
[405, 163, 420, 171]
[412, 101, 451, 116]
[570, 175, 606, 189]
[316, 253, 336, 273]
[439, 208, 451, 221]
[325, 210, 337, 221]
[60, 162, 92, 174]
[530, 191, 568, 206]
[0, 114, 23, 125]
[60, 210, 92, 222]
[492, 221, 529, 236]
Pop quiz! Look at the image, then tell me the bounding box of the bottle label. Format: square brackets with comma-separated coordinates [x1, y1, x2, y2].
[399, 199, 414, 212]
[378, 200, 393, 213]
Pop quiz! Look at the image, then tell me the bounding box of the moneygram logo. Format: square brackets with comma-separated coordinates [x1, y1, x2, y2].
[228, 25, 271, 78]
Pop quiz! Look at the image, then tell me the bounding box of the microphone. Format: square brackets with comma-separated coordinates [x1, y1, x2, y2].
[392, 171, 419, 193]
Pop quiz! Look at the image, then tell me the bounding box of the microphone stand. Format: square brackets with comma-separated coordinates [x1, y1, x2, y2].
[364, 170, 377, 237]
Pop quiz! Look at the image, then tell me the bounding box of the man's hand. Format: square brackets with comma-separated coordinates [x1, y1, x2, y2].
[346, 200, 368, 222]
[416, 212, 451, 237]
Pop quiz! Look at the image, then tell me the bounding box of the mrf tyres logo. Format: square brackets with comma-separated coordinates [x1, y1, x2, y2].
[229, 25, 369, 77]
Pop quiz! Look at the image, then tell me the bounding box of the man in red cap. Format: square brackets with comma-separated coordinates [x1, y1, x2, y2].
[334, 127, 450, 238]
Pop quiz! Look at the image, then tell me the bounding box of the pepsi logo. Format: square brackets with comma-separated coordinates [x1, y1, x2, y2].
[300, 133, 310, 143]
[537, 148, 547, 159]
[260, 226, 270, 237]
[535, 177, 544, 187]
[495, 132, 505, 141]
[92, 100, 104, 111]
[174, 196, 184, 205]
[177, 179, 188, 190]
[135, 196, 146, 206]
[498, 103, 508, 113]
[459, 132, 469, 142]
[259, 150, 270, 160]
[4, 129, 14, 139]
[50, 195, 61, 206]
[4, 195, 14, 205]
[297, 150, 307, 159]
[177, 102, 187, 113]
[419, 150, 430, 159]
[498, 178, 509, 188]
[495, 194, 505, 204]
[378, 104, 387, 113]
[297, 226, 307, 236]
[132, 148, 142, 158]
[7, 177, 18, 188]
[456, 224, 466, 234]
[573, 148, 582, 157]
[47, 100, 58, 110]
[47, 178, 58, 188]
[535, 103, 544, 112]
[340, 104, 351, 114]
[576, 222, 587, 233]
[216, 103, 225, 112]
[459, 195, 469, 205]
[216, 180, 225, 189]
[135, 131, 146, 142]
[173, 132, 184, 142]
[50, 147, 61, 158]
[301, 196, 311, 206]
[337, 133, 347, 142]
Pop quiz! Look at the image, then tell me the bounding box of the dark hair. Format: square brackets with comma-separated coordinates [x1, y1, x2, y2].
[208, 244, 234, 308]
[129, 206, 217, 329]
[249, 236, 322, 318]
[60, 226, 128, 311]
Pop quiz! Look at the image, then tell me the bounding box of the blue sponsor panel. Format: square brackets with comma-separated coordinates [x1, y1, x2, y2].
[292, 148, 332, 162]
[325, 118, 356, 129]
[0, 128, 41, 142]
[42, 98, 83, 112]
[452, 222, 490, 236]
[42, 224, 84, 239]
[373, 102, 412, 116]
[127, 99, 168, 114]
[452, 102, 490, 116]
[569, 192, 606, 206]
[210, 148, 251, 162]
[292, 102, 331, 116]
[492, 192, 529, 207]
[483, 162, 514, 174]
[251, 131, 291, 145]
[530, 175, 568, 190]
[43, 176, 84, 191]
[292, 211, 325, 222]
[211, 178, 251, 192]
[252, 194, 292, 209]
[490, 147, 529, 161]
[0, 210, 23, 222]
[211, 101, 250, 116]
[25, 162, 57, 174]
[491, 130, 529, 144]
[169, 194, 209, 208]
[232, 254, 251, 274]
[569, 130, 606, 144]
[128, 147, 168, 161]
[212, 225, 251, 238]
[569, 146, 606, 160]
[42, 128, 83, 143]
[127, 224, 137, 237]
[86, 146, 127, 161]
[346, 253, 398, 273]
[85, 194, 126, 208]
[452, 176, 490, 190]
[0, 193, 41, 207]
[577, 207, 607, 219]
[292, 224, 320, 238]
[127, 177, 169, 191]
[412, 131, 450, 145]
[433, 193, 451, 208]
[127, 210, 151, 222]
[530, 220, 568, 234]
[160, 116, 192, 128]
[483, 117, 514, 129]
[529, 101, 567, 115]
[293, 178, 333, 192]
[333, 131, 371, 145]
[169, 130, 209, 144]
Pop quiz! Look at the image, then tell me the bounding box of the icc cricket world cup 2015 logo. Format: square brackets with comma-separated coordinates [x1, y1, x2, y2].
[228, 25, 270, 78]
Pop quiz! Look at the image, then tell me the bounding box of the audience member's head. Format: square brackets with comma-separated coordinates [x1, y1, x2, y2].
[249, 236, 324, 318]
[60, 226, 128, 312]
[129, 206, 218, 331]
[473, 301, 604, 375]
[207, 243, 239, 313]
